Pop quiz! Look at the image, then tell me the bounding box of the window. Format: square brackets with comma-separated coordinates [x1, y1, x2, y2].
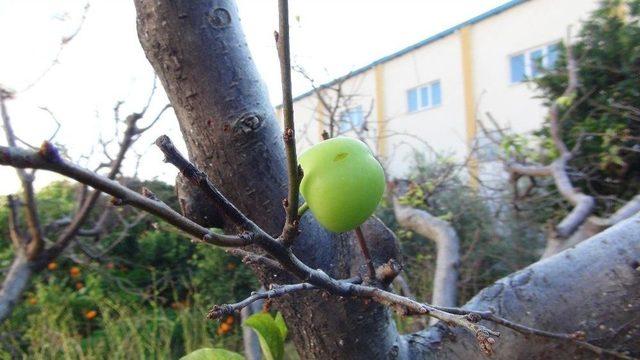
[407, 80, 442, 112]
[339, 106, 364, 133]
[510, 42, 560, 83]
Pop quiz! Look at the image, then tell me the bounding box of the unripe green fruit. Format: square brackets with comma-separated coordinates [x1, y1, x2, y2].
[298, 137, 385, 232]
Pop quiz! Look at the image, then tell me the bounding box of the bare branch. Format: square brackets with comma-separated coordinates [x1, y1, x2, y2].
[155, 135, 262, 236]
[1, 89, 44, 259]
[551, 154, 595, 237]
[593, 193, 640, 227]
[6, 196, 24, 249]
[0, 143, 249, 248]
[136, 103, 171, 133]
[225, 248, 284, 272]
[354, 226, 376, 282]
[207, 277, 362, 320]
[19, 2, 90, 93]
[392, 181, 459, 310]
[432, 306, 635, 360]
[276, 0, 301, 245]
[507, 163, 552, 177]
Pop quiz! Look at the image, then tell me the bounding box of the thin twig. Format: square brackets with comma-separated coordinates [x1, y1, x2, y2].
[1, 89, 44, 259]
[276, 0, 302, 245]
[155, 135, 263, 235]
[225, 248, 284, 272]
[354, 226, 376, 282]
[207, 277, 362, 320]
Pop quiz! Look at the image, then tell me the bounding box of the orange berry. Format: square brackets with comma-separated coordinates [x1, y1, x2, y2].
[28, 298, 37, 305]
[105, 262, 114, 270]
[226, 262, 236, 270]
[70, 267, 81, 277]
[225, 316, 234, 325]
[75, 282, 84, 290]
[47, 262, 58, 271]
[85, 310, 98, 320]
[216, 327, 224, 336]
[220, 323, 231, 332]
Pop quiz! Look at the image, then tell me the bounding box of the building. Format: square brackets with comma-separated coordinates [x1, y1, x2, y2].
[277, 0, 600, 177]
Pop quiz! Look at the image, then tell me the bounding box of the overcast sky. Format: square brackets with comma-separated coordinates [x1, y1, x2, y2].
[0, 0, 508, 195]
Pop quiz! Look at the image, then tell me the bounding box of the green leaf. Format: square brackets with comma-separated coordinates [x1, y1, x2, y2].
[244, 312, 285, 360]
[180, 348, 244, 360]
[274, 312, 288, 340]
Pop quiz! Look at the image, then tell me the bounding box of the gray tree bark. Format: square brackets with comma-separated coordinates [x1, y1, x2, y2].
[405, 214, 640, 359]
[134, 1, 640, 358]
[0, 253, 32, 323]
[393, 197, 460, 312]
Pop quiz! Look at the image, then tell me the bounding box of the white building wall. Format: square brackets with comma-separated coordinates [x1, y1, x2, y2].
[472, 0, 600, 135]
[286, 0, 601, 178]
[381, 34, 466, 176]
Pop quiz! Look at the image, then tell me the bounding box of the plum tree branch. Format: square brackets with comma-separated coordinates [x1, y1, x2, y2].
[207, 277, 362, 320]
[432, 306, 636, 360]
[276, 0, 302, 245]
[0, 143, 248, 248]
[6, 195, 23, 250]
[354, 226, 377, 282]
[1, 89, 44, 259]
[485, 35, 596, 242]
[155, 135, 266, 238]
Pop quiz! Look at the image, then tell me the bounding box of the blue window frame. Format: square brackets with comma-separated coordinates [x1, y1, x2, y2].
[431, 81, 442, 106]
[529, 49, 544, 77]
[407, 89, 418, 112]
[510, 42, 561, 83]
[510, 54, 526, 83]
[407, 80, 442, 112]
[419, 86, 430, 108]
[547, 43, 559, 69]
[339, 106, 364, 133]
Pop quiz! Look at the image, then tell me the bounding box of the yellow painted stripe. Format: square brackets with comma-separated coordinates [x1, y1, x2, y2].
[374, 64, 387, 159]
[460, 26, 479, 187]
[315, 97, 324, 141]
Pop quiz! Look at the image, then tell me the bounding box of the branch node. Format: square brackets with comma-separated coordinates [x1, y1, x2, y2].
[141, 187, 160, 201]
[207, 304, 234, 320]
[283, 127, 294, 142]
[38, 141, 61, 163]
[465, 312, 482, 323]
[110, 197, 125, 206]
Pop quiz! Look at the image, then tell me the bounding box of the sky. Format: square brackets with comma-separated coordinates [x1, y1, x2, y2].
[0, 0, 509, 195]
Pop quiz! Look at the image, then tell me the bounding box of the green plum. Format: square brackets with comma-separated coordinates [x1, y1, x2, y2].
[298, 137, 385, 233]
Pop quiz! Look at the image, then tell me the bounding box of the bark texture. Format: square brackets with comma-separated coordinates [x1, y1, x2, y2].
[0, 253, 32, 323]
[406, 215, 640, 359]
[393, 197, 459, 309]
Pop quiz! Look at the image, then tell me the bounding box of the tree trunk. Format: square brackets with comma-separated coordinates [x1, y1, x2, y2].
[405, 215, 640, 359]
[0, 253, 32, 323]
[393, 197, 460, 310]
[135, 1, 401, 358]
[134, 1, 640, 358]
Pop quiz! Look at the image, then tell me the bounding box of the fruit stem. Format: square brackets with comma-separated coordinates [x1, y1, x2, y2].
[298, 202, 309, 216]
[355, 226, 376, 282]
